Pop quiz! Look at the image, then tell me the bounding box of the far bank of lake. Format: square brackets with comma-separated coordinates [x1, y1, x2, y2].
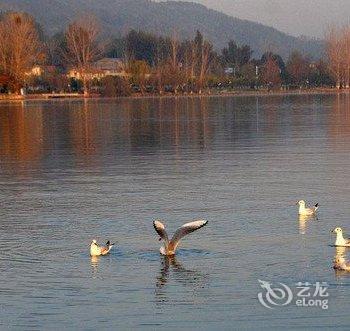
[0, 87, 348, 103]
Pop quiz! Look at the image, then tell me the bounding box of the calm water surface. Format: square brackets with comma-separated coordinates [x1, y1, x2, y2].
[0, 94, 350, 330]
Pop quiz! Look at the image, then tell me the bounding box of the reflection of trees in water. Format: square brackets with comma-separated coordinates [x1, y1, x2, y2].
[4, 95, 339, 170]
[0, 97, 260, 167]
[0, 102, 44, 174]
[126, 97, 213, 152]
[0, 96, 258, 171]
[69, 99, 98, 159]
[155, 255, 208, 305]
[68, 100, 132, 163]
[328, 93, 350, 151]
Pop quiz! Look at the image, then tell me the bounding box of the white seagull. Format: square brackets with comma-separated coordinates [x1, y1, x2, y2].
[333, 256, 350, 271]
[332, 227, 350, 247]
[153, 220, 208, 256]
[90, 239, 115, 256]
[296, 200, 318, 216]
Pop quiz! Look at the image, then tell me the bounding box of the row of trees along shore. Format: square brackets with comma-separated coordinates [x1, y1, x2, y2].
[0, 11, 340, 97]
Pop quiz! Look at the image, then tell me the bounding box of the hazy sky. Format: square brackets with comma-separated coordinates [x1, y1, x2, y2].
[190, 0, 350, 38]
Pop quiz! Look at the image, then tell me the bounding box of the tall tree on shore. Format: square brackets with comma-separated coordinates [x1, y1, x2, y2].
[104, 36, 125, 59]
[193, 31, 215, 93]
[342, 27, 350, 88]
[326, 27, 345, 89]
[167, 31, 183, 93]
[64, 16, 101, 96]
[286, 51, 311, 86]
[179, 39, 197, 86]
[198, 40, 213, 93]
[0, 12, 43, 93]
[46, 32, 67, 68]
[261, 55, 281, 88]
[221, 40, 252, 76]
[126, 30, 158, 66]
[309, 60, 334, 87]
[128, 60, 150, 94]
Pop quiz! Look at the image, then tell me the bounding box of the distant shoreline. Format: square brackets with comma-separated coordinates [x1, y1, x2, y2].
[0, 88, 348, 103]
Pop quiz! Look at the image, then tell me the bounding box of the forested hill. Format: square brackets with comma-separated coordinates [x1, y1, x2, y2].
[0, 0, 324, 59]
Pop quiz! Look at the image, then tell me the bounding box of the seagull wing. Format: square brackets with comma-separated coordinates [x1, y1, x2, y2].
[169, 220, 208, 251]
[101, 246, 110, 255]
[153, 220, 169, 244]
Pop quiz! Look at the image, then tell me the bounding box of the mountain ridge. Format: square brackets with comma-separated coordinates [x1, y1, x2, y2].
[0, 0, 324, 59]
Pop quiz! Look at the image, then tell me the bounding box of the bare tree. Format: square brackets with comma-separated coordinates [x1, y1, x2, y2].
[0, 12, 43, 93]
[180, 40, 196, 92]
[168, 32, 183, 93]
[198, 41, 213, 94]
[155, 44, 165, 94]
[342, 26, 350, 88]
[64, 16, 101, 96]
[170, 32, 179, 71]
[326, 27, 344, 89]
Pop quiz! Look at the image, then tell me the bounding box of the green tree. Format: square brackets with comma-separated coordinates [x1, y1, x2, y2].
[105, 37, 126, 58]
[221, 40, 252, 75]
[128, 60, 150, 94]
[286, 51, 311, 86]
[126, 30, 158, 66]
[309, 60, 334, 87]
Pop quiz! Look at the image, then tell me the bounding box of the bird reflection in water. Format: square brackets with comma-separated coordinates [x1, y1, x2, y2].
[155, 255, 208, 305]
[90, 255, 100, 279]
[333, 246, 350, 277]
[298, 214, 317, 235]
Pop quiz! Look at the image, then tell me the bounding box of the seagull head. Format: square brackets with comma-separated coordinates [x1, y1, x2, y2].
[332, 227, 343, 234]
[92, 239, 98, 245]
[296, 200, 305, 206]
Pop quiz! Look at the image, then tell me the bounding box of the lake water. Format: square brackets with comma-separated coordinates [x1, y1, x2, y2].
[0, 94, 350, 330]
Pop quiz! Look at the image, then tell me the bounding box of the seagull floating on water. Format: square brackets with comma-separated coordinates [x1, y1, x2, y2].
[333, 256, 350, 271]
[90, 239, 115, 256]
[296, 200, 318, 216]
[332, 227, 350, 247]
[153, 220, 208, 256]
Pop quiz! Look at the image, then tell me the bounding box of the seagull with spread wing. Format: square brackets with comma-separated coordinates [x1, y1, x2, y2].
[153, 220, 208, 256]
